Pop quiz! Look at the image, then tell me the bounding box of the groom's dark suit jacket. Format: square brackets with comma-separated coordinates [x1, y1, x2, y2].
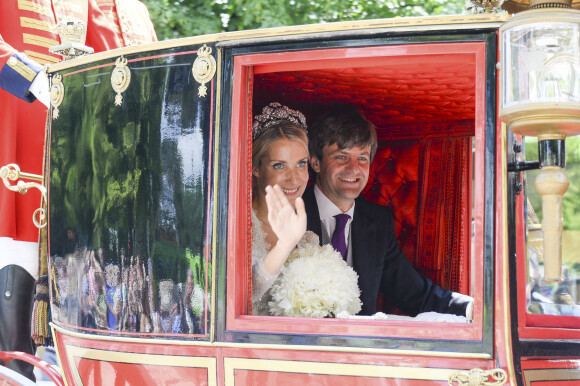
[303, 185, 470, 316]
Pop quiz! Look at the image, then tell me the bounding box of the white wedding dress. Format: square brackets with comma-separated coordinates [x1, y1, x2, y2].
[251, 209, 318, 315]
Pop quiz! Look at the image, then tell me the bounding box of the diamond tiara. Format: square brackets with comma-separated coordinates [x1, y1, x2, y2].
[252, 102, 307, 140]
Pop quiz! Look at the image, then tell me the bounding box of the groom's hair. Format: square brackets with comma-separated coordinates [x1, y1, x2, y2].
[308, 104, 377, 162]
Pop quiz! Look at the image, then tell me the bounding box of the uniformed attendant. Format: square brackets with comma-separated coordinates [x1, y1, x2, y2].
[95, 0, 158, 44]
[0, 0, 155, 380]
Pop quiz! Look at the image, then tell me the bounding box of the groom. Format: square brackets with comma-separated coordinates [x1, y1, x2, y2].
[304, 105, 473, 317]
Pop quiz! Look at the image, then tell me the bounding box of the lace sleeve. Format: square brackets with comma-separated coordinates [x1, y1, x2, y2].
[251, 210, 279, 305]
[252, 260, 279, 302]
[297, 231, 319, 249]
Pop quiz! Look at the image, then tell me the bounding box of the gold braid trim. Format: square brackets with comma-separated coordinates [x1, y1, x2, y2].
[51, 265, 60, 304]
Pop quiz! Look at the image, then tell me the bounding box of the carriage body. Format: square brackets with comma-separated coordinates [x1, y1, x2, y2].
[36, 14, 580, 385]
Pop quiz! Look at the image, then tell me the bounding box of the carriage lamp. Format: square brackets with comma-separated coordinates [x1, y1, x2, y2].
[499, 0, 580, 281]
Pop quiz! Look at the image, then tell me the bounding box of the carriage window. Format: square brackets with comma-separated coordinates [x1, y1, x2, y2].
[48, 51, 212, 339]
[227, 42, 489, 342]
[524, 136, 580, 322]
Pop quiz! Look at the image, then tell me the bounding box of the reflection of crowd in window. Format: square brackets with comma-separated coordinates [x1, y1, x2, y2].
[528, 246, 580, 316]
[51, 249, 207, 335]
[527, 202, 580, 316]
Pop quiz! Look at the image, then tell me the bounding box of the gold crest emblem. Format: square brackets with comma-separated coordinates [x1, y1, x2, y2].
[192, 44, 216, 97]
[50, 73, 65, 119]
[111, 56, 132, 106]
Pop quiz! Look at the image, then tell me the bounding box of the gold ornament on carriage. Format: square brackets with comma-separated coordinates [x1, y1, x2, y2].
[192, 44, 216, 97]
[0, 164, 47, 229]
[50, 73, 65, 120]
[466, 0, 502, 13]
[111, 56, 131, 106]
[448, 367, 507, 385]
[48, 20, 94, 61]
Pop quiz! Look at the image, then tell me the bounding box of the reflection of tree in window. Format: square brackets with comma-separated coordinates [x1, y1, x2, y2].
[48, 57, 211, 334]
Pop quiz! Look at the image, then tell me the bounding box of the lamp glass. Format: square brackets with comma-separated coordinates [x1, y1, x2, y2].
[502, 21, 580, 109]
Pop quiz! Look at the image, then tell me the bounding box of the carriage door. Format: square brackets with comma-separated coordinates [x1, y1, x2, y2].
[217, 23, 504, 384]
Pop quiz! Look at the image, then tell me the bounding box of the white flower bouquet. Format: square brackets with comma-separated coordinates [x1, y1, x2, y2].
[268, 234, 362, 318]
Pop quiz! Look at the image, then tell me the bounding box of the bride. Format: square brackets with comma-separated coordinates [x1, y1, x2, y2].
[251, 102, 311, 315]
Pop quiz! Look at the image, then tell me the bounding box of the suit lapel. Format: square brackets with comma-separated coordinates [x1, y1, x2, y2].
[351, 200, 379, 275]
[303, 185, 323, 246]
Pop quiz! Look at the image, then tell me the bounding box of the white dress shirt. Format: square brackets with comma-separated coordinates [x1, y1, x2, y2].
[313, 184, 355, 266]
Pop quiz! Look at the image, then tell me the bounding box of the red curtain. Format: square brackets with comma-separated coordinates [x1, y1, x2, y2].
[362, 136, 471, 312]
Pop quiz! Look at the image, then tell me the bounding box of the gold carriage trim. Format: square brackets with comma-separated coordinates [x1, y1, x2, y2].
[63, 345, 218, 386]
[49, 21, 94, 60]
[209, 48, 223, 342]
[192, 44, 216, 97]
[523, 368, 580, 386]
[0, 164, 47, 229]
[224, 357, 466, 386]
[448, 367, 508, 385]
[50, 73, 65, 119]
[111, 56, 131, 106]
[48, 14, 508, 73]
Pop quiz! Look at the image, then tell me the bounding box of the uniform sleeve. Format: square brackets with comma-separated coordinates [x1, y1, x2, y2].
[85, 0, 124, 52]
[0, 35, 44, 103]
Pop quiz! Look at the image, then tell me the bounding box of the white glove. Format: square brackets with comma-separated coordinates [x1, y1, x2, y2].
[466, 300, 474, 322]
[29, 70, 50, 108]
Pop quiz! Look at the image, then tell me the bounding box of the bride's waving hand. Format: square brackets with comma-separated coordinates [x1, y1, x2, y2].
[262, 185, 307, 274]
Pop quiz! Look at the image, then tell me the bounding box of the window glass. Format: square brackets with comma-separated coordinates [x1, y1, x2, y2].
[524, 136, 580, 317]
[49, 50, 212, 338]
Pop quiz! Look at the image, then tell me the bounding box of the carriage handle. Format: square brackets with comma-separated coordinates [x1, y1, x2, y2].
[0, 163, 47, 228]
[0, 351, 64, 386]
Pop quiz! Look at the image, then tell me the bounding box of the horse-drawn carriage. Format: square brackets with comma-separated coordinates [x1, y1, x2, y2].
[2, 8, 580, 385]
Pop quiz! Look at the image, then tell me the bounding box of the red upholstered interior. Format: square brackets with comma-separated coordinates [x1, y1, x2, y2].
[251, 51, 475, 311]
[253, 53, 476, 135]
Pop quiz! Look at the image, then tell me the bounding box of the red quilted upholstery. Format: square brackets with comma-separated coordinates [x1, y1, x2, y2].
[253, 53, 476, 135]
[362, 141, 421, 262]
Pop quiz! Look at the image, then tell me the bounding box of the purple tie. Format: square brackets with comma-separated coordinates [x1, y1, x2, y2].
[332, 213, 350, 260]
